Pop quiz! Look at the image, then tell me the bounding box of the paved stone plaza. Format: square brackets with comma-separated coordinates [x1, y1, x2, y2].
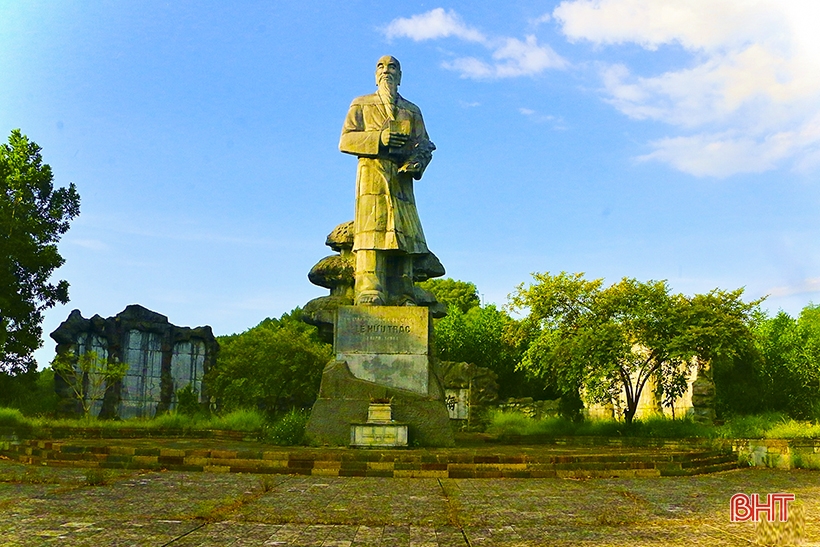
[1, 460, 818, 546]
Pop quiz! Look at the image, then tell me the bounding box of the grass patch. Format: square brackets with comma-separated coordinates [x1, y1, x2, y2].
[764, 420, 820, 439]
[190, 492, 261, 522]
[713, 412, 820, 439]
[485, 410, 711, 438]
[486, 409, 820, 440]
[0, 466, 63, 484]
[210, 409, 267, 432]
[0, 406, 268, 436]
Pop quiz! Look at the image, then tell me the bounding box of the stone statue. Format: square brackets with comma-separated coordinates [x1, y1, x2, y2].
[302, 57, 455, 446]
[340, 55, 436, 306]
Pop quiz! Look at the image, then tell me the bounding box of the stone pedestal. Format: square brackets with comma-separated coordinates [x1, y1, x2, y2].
[305, 306, 454, 447]
[350, 402, 409, 448]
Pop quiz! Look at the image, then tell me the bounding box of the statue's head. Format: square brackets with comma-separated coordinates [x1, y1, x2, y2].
[375, 55, 401, 88]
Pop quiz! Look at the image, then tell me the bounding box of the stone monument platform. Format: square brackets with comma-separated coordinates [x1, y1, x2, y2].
[305, 306, 454, 447]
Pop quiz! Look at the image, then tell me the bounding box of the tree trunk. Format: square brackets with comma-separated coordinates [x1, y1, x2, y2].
[623, 405, 636, 424]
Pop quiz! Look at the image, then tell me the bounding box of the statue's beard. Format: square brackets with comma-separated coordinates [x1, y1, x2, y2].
[377, 78, 398, 103]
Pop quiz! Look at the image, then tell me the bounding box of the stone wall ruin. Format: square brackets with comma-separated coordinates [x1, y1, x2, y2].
[50, 305, 218, 419]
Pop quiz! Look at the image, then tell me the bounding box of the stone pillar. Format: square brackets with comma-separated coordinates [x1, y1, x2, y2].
[691, 366, 717, 425]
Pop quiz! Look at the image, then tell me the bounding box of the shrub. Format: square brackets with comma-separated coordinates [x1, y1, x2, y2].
[792, 453, 820, 470]
[175, 384, 202, 417]
[263, 409, 309, 445]
[84, 468, 110, 486]
[0, 407, 25, 427]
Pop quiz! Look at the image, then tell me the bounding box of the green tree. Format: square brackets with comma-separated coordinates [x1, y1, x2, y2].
[51, 351, 128, 418]
[0, 367, 59, 415]
[417, 277, 480, 314]
[752, 306, 820, 418]
[207, 309, 332, 415]
[508, 272, 759, 423]
[1, 130, 80, 374]
[434, 303, 548, 399]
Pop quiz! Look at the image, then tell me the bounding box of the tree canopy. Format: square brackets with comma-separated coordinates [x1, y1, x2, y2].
[434, 303, 550, 399]
[751, 305, 820, 418]
[507, 272, 760, 423]
[207, 309, 332, 415]
[417, 277, 480, 314]
[1, 130, 80, 374]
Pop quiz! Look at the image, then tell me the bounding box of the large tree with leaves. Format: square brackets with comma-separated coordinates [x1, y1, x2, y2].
[207, 309, 332, 415]
[751, 305, 820, 418]
[508, 272, 760, 423]
[1, 130, 80, 374]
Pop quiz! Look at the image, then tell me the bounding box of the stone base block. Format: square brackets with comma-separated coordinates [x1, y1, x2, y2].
[350, 423, 408, 447]
[305, 360, 454, 447]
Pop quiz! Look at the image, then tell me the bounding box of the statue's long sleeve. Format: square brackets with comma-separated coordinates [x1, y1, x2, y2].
[339, 103, 381, 157]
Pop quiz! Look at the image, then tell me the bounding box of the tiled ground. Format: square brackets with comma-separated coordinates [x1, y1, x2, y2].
[1, 460, 818, 546]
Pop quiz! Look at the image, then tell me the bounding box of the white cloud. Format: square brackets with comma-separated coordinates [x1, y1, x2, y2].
[518, 107, 565, 129]
[384, 8, 485, 43]
[384, 9, 566, 79]
[554, 0, 781, 51]
[638, 132, 789, 177]
[442, 57, 494, 79]
[441, 36, 565, 79]
[492, 35, 567, 77]
[554, 0, 820, 176]
[530, 13, 552, 26]
[70, 238, 108, 251]
[768, 277, 820, 298]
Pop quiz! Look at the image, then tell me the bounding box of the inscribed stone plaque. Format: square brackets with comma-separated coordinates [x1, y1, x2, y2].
[335, 306, 427, 355]
[445, 388, 469, 420]
[334, 306, 430, 395]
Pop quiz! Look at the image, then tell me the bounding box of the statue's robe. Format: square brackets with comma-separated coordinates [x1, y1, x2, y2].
[339, 93, 433, 255]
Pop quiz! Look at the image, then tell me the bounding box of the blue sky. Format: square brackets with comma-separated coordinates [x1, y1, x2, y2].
[2, 1, 820, 367]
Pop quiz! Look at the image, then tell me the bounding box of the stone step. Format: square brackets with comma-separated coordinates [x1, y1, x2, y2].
[0, 439, 739, 478]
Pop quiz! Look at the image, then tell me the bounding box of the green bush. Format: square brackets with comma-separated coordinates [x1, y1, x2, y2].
[175, 384, 202, 417]
[0, 406, 34, 438]
[84, 468, 110, 486]
[792, 453, 820, 470]
[263, 409, 309, 445]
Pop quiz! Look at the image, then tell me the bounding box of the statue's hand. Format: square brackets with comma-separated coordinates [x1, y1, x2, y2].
[398, 162, 422, 177]
[381, 129, 409, 148]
